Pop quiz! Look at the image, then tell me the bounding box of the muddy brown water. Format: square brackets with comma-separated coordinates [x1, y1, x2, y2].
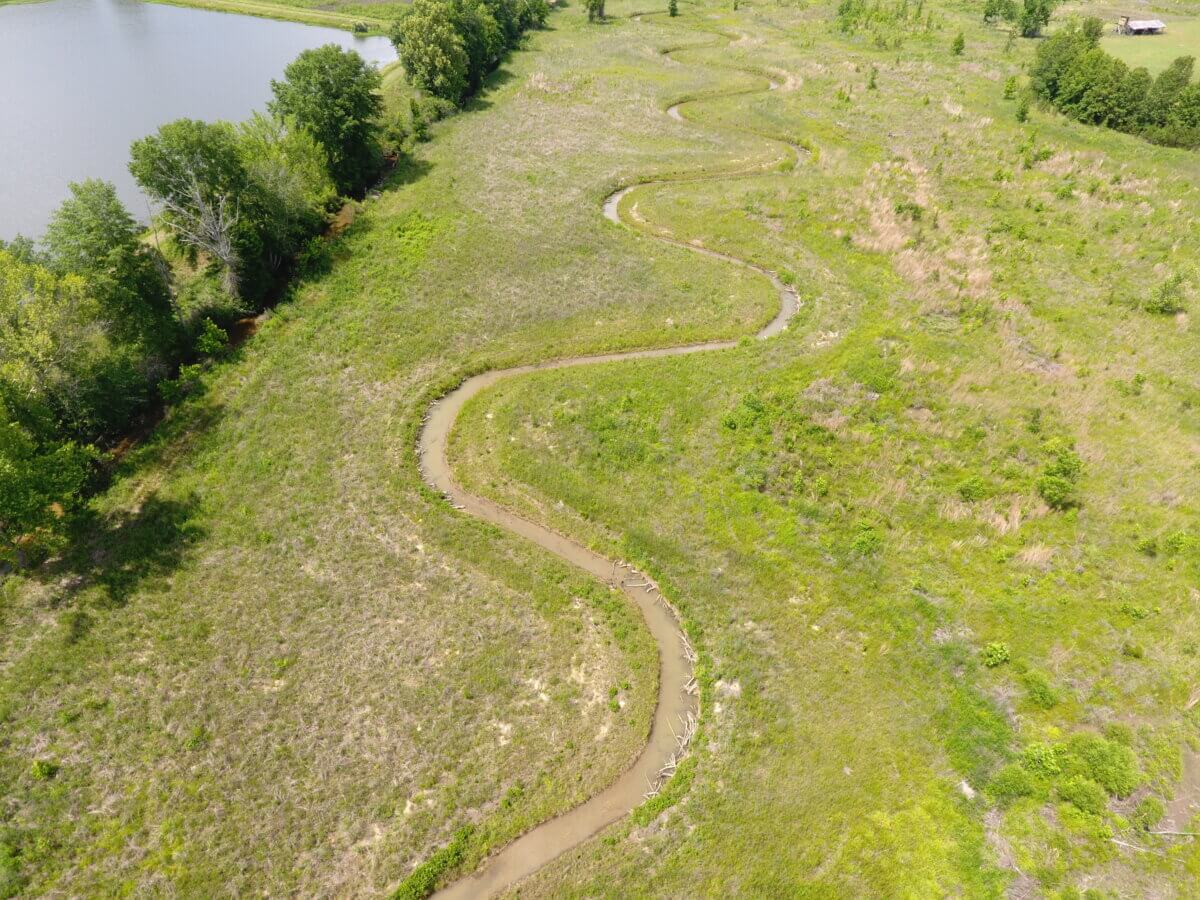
[417, 29, 802, 899]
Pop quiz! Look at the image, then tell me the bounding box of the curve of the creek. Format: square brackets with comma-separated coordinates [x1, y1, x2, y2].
[417, 21, 804, 898]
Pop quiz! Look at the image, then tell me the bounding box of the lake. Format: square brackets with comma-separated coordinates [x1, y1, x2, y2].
[0, 0, 396, 241]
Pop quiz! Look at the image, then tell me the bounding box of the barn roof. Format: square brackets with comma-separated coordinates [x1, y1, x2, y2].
[1126, 19, 1166, 29]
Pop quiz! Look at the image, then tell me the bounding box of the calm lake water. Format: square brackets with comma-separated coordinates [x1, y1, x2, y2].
[0, 0, 396, 240]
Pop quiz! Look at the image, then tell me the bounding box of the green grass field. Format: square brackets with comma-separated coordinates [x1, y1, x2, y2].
[1102, 18, 1200, 73]
[5, 0, 1200, 896]
[143, 0, 401, 30]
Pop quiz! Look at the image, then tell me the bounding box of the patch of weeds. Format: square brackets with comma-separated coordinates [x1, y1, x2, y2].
[29, 760, 59, 782]
[981, 641, 1011, 668]
[183, 725, 211, 752]
[0, 828, 28, 899]
[393, 825, 474, 900]
[1131, 796, 1164, 831]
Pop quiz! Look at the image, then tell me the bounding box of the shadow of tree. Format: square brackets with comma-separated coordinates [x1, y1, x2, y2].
[78, 491, 206, 610]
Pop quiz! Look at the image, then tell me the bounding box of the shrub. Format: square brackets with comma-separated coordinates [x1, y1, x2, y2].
[951, 31, 964, 55]
[1144, 273, 1186, 315]
[195, 318, 228, 356]
[1062, 733, 1140, 797]
[394, 825, 474, 899]
[982, 641, 1011, 668]
[1021, 741, 1063, 777]
[1037, 473, 1075, 510]
[1058, 775, 1107, 814]
[1016, 94, 1029, 122]
[849, 521, 883, 556]
[989, 762, 1037, 803]
[1021, 670, 1058, 709]
[956, 475, 987, 502]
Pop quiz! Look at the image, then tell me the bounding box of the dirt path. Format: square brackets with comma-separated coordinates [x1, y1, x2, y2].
[418, 26, 801, 900]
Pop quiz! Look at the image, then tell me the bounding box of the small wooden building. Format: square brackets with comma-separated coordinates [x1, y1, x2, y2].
[1116, 16, 1166, 35]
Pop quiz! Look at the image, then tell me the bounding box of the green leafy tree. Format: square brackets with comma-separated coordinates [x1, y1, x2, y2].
[447, 0, 506, 93]
[1141, 55, 1195, 127]
[586, 0, 605, 21]
[669, 0, 678, 16]
[1030, 20, 1098, 101]
[392, 0, 471, 104]
[238, 112, 336, 267]
[1057, 49, 1149, 131]
[0, 399, 95, 566]
[269, 45, 383, 194]
[43, 180, 177, 357]
[1017, 0, 1054, 37]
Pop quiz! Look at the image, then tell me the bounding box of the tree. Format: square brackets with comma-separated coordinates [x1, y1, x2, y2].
[951, 31, 965, 55]
[129, 119, 259, 299]
[586, 0, 605, 21]
[1017, 0, 1054, 37]
[0, 398, 95, 566]
[983, 0, 1015, 23]
[668, 0, 678, 16]
[1030, 20, 1098, 101]
[1057, 49, 1148, 131]
[0, 248, 151, 440]
[269, 45, 383, 194]
[392, 0, 470, 104]
[43, 180, 176, 356]
[1141, 55, 1195, 128]
[237, 113, 336, 268]
[447, 0, 506, 93]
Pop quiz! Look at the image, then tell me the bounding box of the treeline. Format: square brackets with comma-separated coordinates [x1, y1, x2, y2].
[390, 0, 548, 105]
[0, 45, 383, 565]
[1030, 18, 1200, 149]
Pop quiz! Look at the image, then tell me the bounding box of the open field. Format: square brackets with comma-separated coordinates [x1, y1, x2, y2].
[0, 8, 773, 895]
[143, 0, 400, 30]
[1101, 18, 1200, 73]
[5, 0, 1200, 897]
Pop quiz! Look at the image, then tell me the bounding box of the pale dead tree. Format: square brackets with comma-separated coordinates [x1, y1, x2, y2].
[154, 172, 243, 299]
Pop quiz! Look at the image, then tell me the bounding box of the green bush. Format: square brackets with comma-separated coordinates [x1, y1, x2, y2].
[1144, 273, 1187, 315]
[1037, 473, 1075, 510]
[29, 759, 58, 781]
[195, 318, 228, 356]
[989, 762, 1038, 803]
[956, 475, 987, 502]
[1057, 775, 1107, 814]
[1021, 741, 1063, 777]
[1062, 733, 1140, 797]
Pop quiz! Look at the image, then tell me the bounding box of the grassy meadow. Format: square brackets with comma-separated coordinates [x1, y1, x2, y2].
[141, 0, 403, 30]
[0, 8, 773, 896]
[4, 0, 1200, 897]
[449, 0, 1200, 896]
[1101, 18, 1200, 73]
